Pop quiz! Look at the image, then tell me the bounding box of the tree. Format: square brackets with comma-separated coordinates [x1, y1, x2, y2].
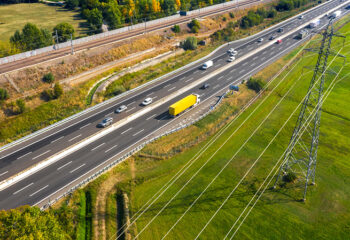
[87, 8, 103, 30]
[53, 23, 75, 42]
[16, 99, 26, 114]
[54, 83, 63, 98]
[162, 0, 176, 15]
[10, 23, 52, 51]
[65, 0, 79, 9]
[0, 88, 9, 100]
[43, 72, 55, 83]
[172, 24, 180, 33]
[103, 1, 122, 30]
[182, 36, 197, 50]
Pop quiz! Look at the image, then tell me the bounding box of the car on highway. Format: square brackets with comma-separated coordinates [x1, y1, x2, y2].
[258, 38, 263, 42]
[269, 35, 277, 40]
[298, 15, 304, 19]
[277, 39, 282, 44]
[227, 48, 235, 53]
[142, 97, 153, 106]
[229, 50, 238, 56]
[227, 56, 235, 62]
[278, 27, 284, 33]
[97, 117, 113, 128]
[201, 83, 210, 89]
[115, 105, 127, 113]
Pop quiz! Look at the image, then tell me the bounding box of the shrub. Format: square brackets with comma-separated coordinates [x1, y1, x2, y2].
[54, 83, 63, 98]
[43, 72, 55, 83]
[182, 37, 197, 50]
[172, 25, 180, 33]
[0, 88, 9, 100]
[229, 12, 235, 18]
[247, 77, 265, 92]
[41, 89, 55, 101]
[16, 99, 26, 114]
[283, 172, 297, 183]
[267, 9, 277, 18]
[191, 25, 199, 33]
[222, 16, 227, 21]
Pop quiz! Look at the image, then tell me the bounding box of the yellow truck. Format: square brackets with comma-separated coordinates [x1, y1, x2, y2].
[169, 94, 200, 117]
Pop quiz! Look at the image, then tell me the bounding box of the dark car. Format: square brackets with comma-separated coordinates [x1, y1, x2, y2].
[201, 83, 210, 89]
[278, 27, 284, 33]
[97, 117, 113, 128]
[269, 35, 277, 40]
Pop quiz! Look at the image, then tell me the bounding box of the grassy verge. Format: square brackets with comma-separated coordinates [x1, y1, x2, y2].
[106, 193, 118, 240]
[124, 18, 350, 239]
[0, 3, 88, 42]
[77, 191, 87, 240]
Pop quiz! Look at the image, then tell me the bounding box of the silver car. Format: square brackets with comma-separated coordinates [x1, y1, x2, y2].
[98, 117, 113, 128]
[115, 105, 127, 113]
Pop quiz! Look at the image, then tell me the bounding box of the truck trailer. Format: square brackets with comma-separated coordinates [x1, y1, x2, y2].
[309, 19, 320, 28]
[169, 94, 200, 117]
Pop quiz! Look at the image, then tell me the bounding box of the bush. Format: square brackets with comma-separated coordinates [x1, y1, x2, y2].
[43, 72, 55, 83]
[191, 25, 199, 33]
[267, 9, 277, 18]
[0, 88, 9, 100]
[188, 19, 201, 33]
[182, 37, 197, 50]
[222, 16, 227, 21]
[283, 172, 297, 183]
[172, 25, 180, 33]
[229, 12, 235, 18]
[16, 99, 26, 114]
[41, 89, 55, 101]
[54, 83, 63, 98]
[247, 77, 265, 92]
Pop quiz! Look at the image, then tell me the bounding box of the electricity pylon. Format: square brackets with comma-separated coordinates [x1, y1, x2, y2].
[273, 19, 345, 201]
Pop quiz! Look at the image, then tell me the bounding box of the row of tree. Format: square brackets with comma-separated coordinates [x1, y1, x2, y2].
[276, 0, 315, 11]
[10, 22, 75, 51]
[65, 0, 233, 32]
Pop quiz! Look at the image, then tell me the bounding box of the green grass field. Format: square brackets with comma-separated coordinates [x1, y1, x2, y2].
[0, 3, 88, 42]
[121, 21, 350, 239]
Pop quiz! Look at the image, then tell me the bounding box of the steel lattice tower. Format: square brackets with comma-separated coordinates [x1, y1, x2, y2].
[273, 19, 345, 201]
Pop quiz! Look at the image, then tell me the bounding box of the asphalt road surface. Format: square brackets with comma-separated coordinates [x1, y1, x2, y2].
[0, 0, 348, 209]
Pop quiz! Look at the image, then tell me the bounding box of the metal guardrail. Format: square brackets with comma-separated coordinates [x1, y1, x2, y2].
[40, 91, 228, 210]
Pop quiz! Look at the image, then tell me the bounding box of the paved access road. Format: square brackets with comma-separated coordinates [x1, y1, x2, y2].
[0, 0, 348, 209]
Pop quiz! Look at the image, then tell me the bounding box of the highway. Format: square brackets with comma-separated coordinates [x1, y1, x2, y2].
[0, 0, 348, 209]
[0, 0, 263, 75]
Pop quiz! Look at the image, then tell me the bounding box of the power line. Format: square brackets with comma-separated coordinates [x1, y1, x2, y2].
[226, 66, 348, 240]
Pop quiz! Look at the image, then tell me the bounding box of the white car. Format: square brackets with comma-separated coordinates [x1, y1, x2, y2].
[228, 48, 235, 53]
[227, 56, 235, 62]
[142, 97, 153, 106]
[230, 51, 238, 56]
[115, 105, 127, 113]
[258, 38, 263, 42]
